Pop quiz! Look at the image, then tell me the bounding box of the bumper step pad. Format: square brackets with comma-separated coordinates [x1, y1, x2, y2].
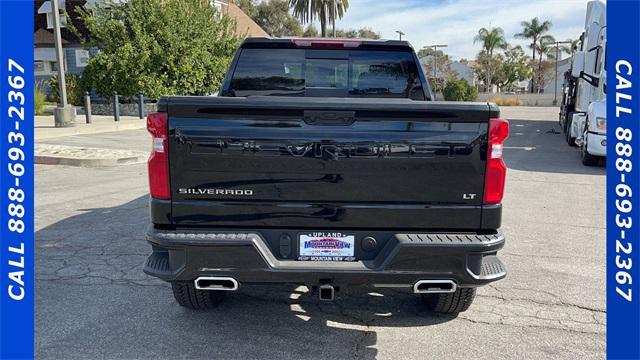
[467, 255, 507, 280]
[397, 232, 503, 245]
[143, 250, 172, 276]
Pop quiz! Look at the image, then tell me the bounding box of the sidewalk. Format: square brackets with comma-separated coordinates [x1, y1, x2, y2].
[36, 114, 146, 141]
[35, 143, 148, 167]
[35, 114, 149, 167]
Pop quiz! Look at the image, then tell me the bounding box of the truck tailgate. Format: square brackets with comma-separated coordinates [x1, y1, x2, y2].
[163, 96, 498, 230]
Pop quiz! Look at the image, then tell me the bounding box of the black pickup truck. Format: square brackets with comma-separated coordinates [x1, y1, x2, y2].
[143, 37, 508, 314]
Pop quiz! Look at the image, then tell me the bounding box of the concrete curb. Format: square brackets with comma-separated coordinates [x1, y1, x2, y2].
[35, 144, 148, 167]
[35, 154, 147, 167]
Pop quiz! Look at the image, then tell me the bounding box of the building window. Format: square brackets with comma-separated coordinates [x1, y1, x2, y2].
[50, 61, 59, 72]
[35, 61, 45, 73]
[46, 12, 67, 29]
[38, 1, 68, 29]
[75, 49, 90, 67]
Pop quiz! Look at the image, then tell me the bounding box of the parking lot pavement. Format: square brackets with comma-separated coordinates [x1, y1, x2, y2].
[35, 107, 605, 359]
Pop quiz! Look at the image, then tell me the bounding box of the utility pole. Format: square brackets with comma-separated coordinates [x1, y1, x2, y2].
[423, 44, 448, 96]
[52, 0, 75, 127]
[52, 0, 66, 108]
[395, 30, 405, 40]
[553, 40, 572, 106]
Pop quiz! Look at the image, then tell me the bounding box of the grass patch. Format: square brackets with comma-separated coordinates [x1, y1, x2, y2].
[490, 97, 522, 106]
[35, 88, 47, 115]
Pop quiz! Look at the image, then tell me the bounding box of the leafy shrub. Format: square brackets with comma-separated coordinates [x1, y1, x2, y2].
[77, 0, 242, 99]
[443, 79, 477, 101]
[465, 82, 478, 101]
[428, 78, 437, 93]
[48, 73, 86, 106]
[34, 88, 47, 115]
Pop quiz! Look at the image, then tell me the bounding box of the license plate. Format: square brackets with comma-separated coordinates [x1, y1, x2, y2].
[298, 232, 355, 261]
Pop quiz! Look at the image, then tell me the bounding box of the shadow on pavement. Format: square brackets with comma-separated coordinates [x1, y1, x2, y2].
[504, 118, 606, 175]
[36, 196, 455, 359]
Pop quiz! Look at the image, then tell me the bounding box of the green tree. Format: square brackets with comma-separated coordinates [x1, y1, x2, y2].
[474, 27, 507, 57]
[76, 0, 242, 99]
[473, 51, 503, 92]
[302, 24, 319, 37]
[533, 35, 556, 93]
[335, 27, 380, 39]
[335, 28, 352, 37]
[535, 35, 556, 61]
[443, 79, 477, 101]
[289, 0, 349, 37]
[418, 47, 457, 90]
[473, 27, 507, 92]
[416, 47, 430, 58]
[560, 38, 580, 57]
[254, 0, 303, 36]
[48, 73, 86, 106]
[235, 0, 257, 18]
[357, 27, 380, 39]
[495, 45, 531, 91]
[514, 17, 552, 92]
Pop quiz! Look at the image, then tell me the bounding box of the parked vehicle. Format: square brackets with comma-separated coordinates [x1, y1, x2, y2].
[143, 37, 508, 314]
[559, 68, 578, 135]
[559, 0, 606, 166]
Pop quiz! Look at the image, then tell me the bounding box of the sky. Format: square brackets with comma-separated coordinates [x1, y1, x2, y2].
[325, 0, 592, 60]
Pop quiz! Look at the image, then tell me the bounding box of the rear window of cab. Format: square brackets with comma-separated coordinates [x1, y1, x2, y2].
[228, 48, 425, 99]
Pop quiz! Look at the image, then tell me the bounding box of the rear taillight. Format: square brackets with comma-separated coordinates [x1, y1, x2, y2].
[147, 112, 170, 199]
[484, 118, 509, 205]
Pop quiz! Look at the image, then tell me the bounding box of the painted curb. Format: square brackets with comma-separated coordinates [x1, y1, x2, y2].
[35, 154, 147, 167]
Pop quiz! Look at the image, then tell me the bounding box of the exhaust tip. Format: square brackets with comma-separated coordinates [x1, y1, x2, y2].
[195, 276, 239, 291]
[318, 284, 335, 301]
[413, 280, 457, 294]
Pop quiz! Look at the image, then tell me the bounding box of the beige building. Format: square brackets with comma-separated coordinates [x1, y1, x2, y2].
[215, 0, 269, 37]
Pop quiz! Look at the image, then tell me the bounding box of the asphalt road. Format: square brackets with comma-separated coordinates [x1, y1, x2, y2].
[35, 107, 606, 359]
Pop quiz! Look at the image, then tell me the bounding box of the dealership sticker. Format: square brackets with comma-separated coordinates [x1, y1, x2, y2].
[607, 1, 640, 359]
[0, 0, 34, 358]
[299, 232, 355, 261]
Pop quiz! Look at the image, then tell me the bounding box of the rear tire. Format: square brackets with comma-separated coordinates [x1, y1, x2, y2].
[171, 282, 227, 310]
[563, 111, 573, 133]
[565, 112, 577, 146]
[422, 288, 476, 314]
[566, 123, 576, 147]
[580, 130, 600, 166]
[581, 134, 600, 166]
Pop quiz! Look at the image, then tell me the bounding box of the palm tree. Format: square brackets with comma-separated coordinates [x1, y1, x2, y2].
[329, 0, 349, 37]
[534, 35, 555, 93]
[289, 0, 349, 37]
[515, 17, 552, 92]
[474, 27, 507, 92]
[560, 38, 581, 57]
